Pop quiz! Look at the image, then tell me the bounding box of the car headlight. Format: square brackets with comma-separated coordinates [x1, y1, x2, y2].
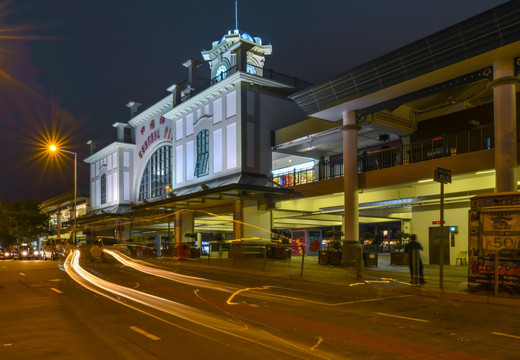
[5, 252, 9, 257]
[22, 251, 28, 256]
[34, 251, 39, 256]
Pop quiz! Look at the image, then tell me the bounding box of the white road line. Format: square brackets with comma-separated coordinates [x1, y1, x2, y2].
[19, 273, 26, 276]
[492, 332, 520, 340]
[50, 288, 62, 294]
[130, 326, 161, 341]
[375, 312, 430, 323]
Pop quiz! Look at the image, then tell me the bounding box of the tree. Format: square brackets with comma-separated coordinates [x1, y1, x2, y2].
[0, 200, 50, 247]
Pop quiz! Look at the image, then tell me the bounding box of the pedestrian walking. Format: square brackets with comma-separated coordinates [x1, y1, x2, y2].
[404, 234, 426, 284]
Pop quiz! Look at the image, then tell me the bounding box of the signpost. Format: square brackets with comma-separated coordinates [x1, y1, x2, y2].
[434, 167, 451, 289]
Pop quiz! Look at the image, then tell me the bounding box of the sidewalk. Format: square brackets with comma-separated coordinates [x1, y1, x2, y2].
[148, 253, 520, 308]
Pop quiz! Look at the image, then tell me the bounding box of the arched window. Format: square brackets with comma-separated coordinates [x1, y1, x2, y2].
[139, 145, 172, 201]
[100, 174, 107, 204]
[195, 129, 209, 177]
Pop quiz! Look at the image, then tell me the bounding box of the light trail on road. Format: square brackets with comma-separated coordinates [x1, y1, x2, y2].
[64, 250, 340, 360]
[105, 249, 413, 308]
[104, 250, 237, 293]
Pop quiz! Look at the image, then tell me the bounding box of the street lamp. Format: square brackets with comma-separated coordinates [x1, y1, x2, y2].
[49, 145, 77, 244]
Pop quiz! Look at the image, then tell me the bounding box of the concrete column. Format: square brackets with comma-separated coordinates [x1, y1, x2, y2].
[56, 211, 62, 237]
[489, 59, 519, 193]
[233, 197, 271, 240]
[174, 211, 194, 244]
[342, 110, 361, 265]
[343, 110, 359, 241]
[197, 232, 202, 249]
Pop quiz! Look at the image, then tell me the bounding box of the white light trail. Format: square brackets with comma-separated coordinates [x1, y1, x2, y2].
[64, 250, 339, 359]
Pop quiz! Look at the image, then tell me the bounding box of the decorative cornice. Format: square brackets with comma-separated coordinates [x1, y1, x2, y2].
[84, 142, 135, 163]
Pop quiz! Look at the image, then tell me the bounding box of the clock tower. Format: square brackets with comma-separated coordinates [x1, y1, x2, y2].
[201, 27, 272, 81]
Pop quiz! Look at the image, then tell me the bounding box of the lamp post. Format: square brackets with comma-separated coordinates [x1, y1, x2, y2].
[49, 145, 77, 244]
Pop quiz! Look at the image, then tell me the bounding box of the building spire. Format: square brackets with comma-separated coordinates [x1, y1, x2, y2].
[235, 0, 239, 31]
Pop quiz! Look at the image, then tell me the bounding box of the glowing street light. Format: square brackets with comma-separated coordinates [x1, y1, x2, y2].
[49, 144, 78, 244]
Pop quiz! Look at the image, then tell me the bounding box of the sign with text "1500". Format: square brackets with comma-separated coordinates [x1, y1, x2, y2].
[434, 167, 451, 183]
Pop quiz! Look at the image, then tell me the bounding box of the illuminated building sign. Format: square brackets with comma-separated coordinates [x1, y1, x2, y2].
[138, 117, 173, 158]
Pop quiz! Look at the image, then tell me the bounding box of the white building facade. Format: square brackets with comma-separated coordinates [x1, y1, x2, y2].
[84, 28, 307, 243]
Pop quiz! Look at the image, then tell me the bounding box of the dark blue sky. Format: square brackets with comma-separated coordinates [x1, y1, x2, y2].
[0, 0, 509, 201]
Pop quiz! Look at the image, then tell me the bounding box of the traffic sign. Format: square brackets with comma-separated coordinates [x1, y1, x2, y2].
[434, 167, 451, 183]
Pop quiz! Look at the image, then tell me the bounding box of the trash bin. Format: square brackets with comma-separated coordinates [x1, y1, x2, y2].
[177, 243, 187, 260]
[363, 252, 378, 267]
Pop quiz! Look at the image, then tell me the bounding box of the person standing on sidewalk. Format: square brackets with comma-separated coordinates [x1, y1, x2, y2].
[404, 234, 426, 284]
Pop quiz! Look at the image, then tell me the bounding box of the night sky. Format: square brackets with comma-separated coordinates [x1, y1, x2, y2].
[0, 0, 509, 202]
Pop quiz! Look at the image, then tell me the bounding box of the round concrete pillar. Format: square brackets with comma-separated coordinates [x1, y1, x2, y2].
[489, 59, 519, 193]
[342, 110, 360, 265]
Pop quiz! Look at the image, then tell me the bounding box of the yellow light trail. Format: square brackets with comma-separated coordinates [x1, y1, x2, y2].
[106, 249, 414, 308]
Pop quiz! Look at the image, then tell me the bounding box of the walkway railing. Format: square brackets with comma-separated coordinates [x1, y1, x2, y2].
[273, 124, 494, 187]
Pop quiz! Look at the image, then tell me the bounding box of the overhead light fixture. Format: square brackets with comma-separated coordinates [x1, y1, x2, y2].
[475, 170, 495, 175]
[418, 179, 434, 183]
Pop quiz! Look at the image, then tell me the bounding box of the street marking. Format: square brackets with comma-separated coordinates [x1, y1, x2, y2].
[492, 332, 520, 340]
[311, 336, 323, 350]
[227, 286, 413, 306]
[19, 273, 26, 276]
[50, 288, 62, 294]
[227, 286, 271, 305]
[130, 326, 161, 341]
[375, 312, 430, 323]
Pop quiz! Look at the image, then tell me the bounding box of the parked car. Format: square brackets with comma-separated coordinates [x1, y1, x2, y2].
[88, 237, 131, 262]
[0, 248, 12, 260]
[12, 244, 38, 260]
[41, 237, 75, 260]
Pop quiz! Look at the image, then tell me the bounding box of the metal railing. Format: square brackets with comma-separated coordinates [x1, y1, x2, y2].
[273, 124, 494, 187]
[209, 65, 313, 89]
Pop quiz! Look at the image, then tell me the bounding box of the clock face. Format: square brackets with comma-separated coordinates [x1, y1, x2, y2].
[216, 64, 227, 81]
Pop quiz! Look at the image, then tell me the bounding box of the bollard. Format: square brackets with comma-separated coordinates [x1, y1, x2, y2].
[494, 252, 499, 296]
[263, 245, 268, 271]
[300, 245, 305, 277]
[356, 246, 362, 279]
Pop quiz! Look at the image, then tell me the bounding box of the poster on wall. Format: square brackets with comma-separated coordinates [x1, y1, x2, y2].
[482, 211, 520, 253]
[468, 194, 520, 289]
[291, 230, 306, 255]
[290, 229, 321, 255]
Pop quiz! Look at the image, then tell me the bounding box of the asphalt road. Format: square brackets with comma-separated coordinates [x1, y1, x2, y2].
[1, 255, 519, 360]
